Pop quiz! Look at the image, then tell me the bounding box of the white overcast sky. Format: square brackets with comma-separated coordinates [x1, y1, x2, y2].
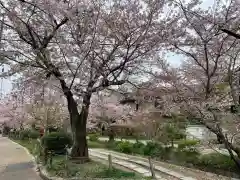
[0, 0, 214, 96]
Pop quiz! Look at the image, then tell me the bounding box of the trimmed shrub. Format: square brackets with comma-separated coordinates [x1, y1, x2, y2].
[17, 129, 40, 139]
[116, 141, 133, 154]
[178, 139, 199, 150]
[2, 126, 10, 136]
[46, 126, 59, 133]
[89, 134, 99, 142]
[106, 140, 121, 150]
[19, 129, 31, 140]
[174, 149, 200, 164]
[143, 142, 163, 157]
[28, 130, 40, 139]
[132, 141, 145, 154]
[41, 132, 72, 154]
[196, 153, 238, 172]
[8, 129, 18, 139]
[160, 146, 175, 160]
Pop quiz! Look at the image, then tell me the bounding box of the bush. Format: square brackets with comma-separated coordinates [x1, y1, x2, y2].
[196, 153, 238, 172]
[41, 132, 72, 154]
[178, 139, 199, 150]
[46, 126, 59, 133]
[132, 141, 145, 154]
[143, 141, 163, 157]
[28, 130, 40, 139]
[2, 126, 10, 136]
[88, 141, 107, 148]
[174, 149, 200, 163]
[9, 129, 19, 139]
[116, 141, 134, 154]
[89, 134, 99, 142]
[18, 129, 40, 139]
[106, 141, 121, 150]
[19, 129, 31, 140]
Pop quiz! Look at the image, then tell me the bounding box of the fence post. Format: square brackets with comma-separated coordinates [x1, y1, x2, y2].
[108, 154, 113, 170]
[65, 145, 69, 177]
[43, 147, 48, 165]
[148, 157, 156, 179]
[49, 151, 53, 168]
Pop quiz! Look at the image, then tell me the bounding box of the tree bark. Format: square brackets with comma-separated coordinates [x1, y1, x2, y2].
[108, 129, 115, 142]
[217, 134, 223, 144]
[70, 93, 91, 162]
[58, 77, 90, 162]
[222, 135, 240, 170]
[199, 119, 240, 171]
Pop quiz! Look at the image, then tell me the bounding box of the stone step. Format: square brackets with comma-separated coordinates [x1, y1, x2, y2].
[89, 149, 196, 180]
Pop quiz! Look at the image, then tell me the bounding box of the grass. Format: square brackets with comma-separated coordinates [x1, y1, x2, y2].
[88, 140, 109, 148]
[87, 134, 150, 141]
[11, 137, 146, 179]
[11, 138, 38, 155]
[47, 155, 142, 179]
[88, 139, 240, 177]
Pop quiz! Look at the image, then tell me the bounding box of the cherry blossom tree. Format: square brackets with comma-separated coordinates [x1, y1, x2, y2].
[0, 0, 176, 160]
[0, 93, 27, 129]
[26, 100, 66, 131]
[89, 92, 135, 140]
[141, 0, 240, 169]
[89, 93, 133, 124]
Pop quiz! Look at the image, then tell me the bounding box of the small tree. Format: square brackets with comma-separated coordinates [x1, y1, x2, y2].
[151, 0, 240, 170]
[156, 115, 186, 147]
[26, 100, 64, 133]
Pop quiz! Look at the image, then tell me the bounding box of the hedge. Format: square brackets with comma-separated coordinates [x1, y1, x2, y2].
[41, 132, 72, 154]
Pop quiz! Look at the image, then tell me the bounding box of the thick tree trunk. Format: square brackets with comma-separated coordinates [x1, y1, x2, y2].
[70, 122, 89, 162]
[200, 120, 240, 171]
[69, 93, 91, 162]
[57, 77, 91, 163]
[223, 138, 240, 170]
[213, 130, 240, 171]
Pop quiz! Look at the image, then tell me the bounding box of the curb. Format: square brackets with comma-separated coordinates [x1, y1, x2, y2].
[8, 137, 63, 180]
[39, 166, 64, 180]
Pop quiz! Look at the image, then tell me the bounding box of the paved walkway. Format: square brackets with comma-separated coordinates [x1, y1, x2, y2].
[0, 136, 41, 180]
[90, 148, 239, 180]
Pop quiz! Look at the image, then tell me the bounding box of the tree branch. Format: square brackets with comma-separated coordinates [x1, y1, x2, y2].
[221, 29, 240, 39]
[91, 80, 125, 93]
